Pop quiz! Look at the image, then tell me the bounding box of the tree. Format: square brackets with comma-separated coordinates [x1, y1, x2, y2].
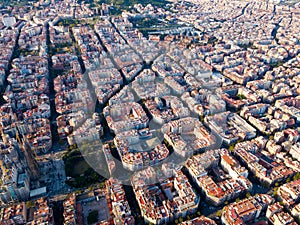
[26, 201, 35, 208]
[279, 201, 284, 206]
[246, 192, 251, 198]
[75, 189, 82, 194]
[199, 115, 204, 122]
[273, 187, 279, 196]
[293, 172, 300, 181]
[87, 211, 98, 224]
[229, 144, 235, 152]
[216, 210, 222, 217]
[237, 94, 246, 100]
[88, 186, 94, 191]
[58, 139, 64, 145]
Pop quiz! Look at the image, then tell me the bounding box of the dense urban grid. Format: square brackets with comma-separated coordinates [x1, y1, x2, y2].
[0, 0, 300, 224]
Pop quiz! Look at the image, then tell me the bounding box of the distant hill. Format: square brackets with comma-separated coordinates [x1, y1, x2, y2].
[0, 0, 37, 6]
[85, 0, 168, 10]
